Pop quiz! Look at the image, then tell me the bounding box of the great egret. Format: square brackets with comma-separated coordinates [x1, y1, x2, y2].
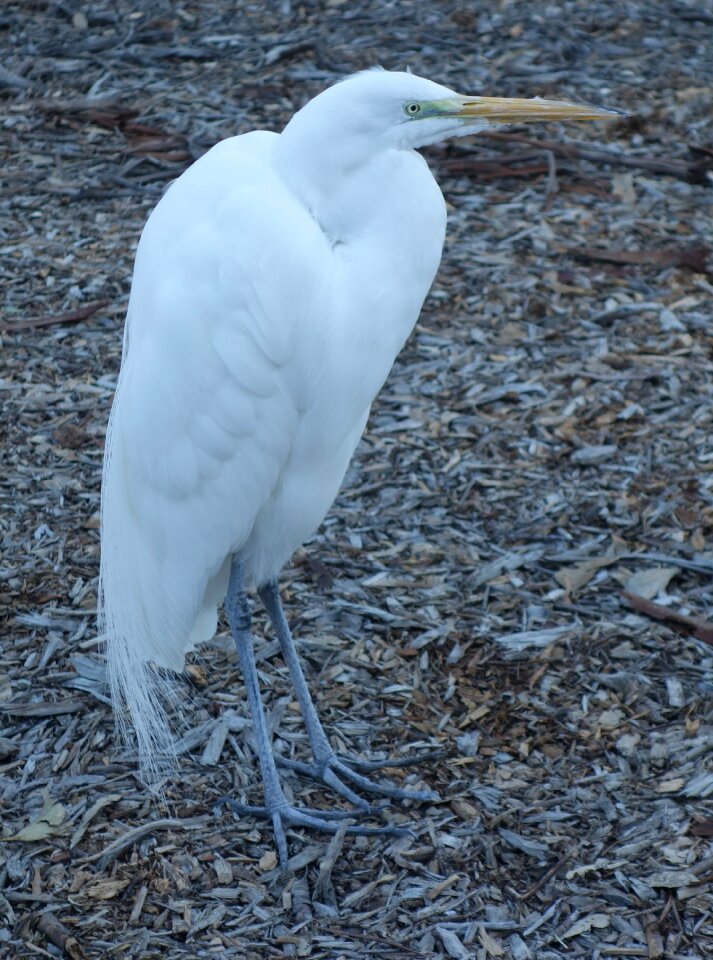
[100, 69, 617, 865]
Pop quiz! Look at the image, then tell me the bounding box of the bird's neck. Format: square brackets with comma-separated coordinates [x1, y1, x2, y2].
[276, 116, 385, 241]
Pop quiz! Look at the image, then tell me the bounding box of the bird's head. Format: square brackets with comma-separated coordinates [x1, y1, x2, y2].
[277, 69, 622, 223]
[285, 68, 620, 153]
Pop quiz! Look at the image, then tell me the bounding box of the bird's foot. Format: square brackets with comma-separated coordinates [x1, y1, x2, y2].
[276, 748, 441, 812]
[331, 747, 446, 774]
[216, 796, 412, 869]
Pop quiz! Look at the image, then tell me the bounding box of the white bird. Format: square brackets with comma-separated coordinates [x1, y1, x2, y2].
[100, 68, 617, 865]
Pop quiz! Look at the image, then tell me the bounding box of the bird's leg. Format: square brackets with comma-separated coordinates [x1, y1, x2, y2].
[224, 558, 409, 868]
[258, 579, 439, 809]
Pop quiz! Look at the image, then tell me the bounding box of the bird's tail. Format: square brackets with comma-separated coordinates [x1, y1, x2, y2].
[98, 374, 181, 786]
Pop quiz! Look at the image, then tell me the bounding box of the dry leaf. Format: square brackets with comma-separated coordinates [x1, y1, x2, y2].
[570, 444, 617, 465]
[563, 913, 610, 938]
[185, 663, 208, 685]
[8, 792, 67, 842]
[598, 708, 624, 730]
[426, 874, 461, 900]
[479, 925, 505, 956]
[624, 566, 679, 599]
[612, 172, 637, 205]
[450, 799, 480, 820]
[437, 927, 470, 959]
[616, 732, 641, 755]
[84, 878, 130, 900]
[555, 556, 618, 593]
[657, 778, 685, 793]
[647, 869, 699, 888]
[259, 850, 278, 871]
[212, 853, 233, 884]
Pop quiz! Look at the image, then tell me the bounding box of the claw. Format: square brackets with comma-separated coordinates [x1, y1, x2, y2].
[336, 748, 447, 772]
[216, 795, 412, 869]
[276, 756, 373, 811]
[276, 752, 440, 805]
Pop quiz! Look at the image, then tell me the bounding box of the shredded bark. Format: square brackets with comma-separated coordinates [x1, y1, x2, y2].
[1, 0, 712, 957]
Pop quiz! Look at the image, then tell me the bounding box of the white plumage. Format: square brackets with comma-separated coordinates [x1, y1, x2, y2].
[99, 69, 616, 837]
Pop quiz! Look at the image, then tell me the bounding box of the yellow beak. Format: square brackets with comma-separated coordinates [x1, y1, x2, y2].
[449, 95, 623, 124]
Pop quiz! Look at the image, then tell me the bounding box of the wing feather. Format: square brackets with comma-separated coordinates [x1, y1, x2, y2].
[99, 131, 329, 776]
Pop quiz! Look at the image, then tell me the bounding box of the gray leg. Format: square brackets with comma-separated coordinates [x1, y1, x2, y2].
[258, 579, 439, 808]
[224, 559, 409, 868]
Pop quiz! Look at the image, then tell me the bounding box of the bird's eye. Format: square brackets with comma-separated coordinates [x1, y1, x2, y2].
[405, 102, 422, 116]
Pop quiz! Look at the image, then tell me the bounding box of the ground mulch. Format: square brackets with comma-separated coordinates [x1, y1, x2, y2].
[1, 1, 712, 957]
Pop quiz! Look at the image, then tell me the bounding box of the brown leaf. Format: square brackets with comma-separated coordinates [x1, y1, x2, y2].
[303, 555, 333, 589]
[690, 819, 713, 838]
[185, 663, 208, 686]
[53, 423, 91, 450]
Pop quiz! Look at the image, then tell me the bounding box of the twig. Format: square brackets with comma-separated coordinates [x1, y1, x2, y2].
[519, 844, 577, 901]
[35, 912, 84, 960]
[321, 926, 424, 956]
[544, 148, 559, 199]
[0, 699, 85, 717]
[589, 302, 669, 323]
[0, 63, 32, 90]
[80, 817, 207, 870]
[34, 95, 124, 114]
[642, 911, 664, 959]
[625, 551, 713, 574]
[566, 243, 711, 275]
[622, 592, 713, 647]
[439, 148, 551, 178]
[548, 550, 713, 575]
[313, 822, 349, 906]
[1, 301, 106, 333]
[478, 131, 713, 185]
[599, 950, 648, 957]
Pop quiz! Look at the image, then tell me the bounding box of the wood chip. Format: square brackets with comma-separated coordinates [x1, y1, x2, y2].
[3, 4, 713, 957]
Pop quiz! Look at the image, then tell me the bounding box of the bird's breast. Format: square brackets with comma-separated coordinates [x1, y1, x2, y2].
[322, 149, 447, 418]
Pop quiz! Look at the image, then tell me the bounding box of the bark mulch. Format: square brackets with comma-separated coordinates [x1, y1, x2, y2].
[1, 1, 712, 957]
